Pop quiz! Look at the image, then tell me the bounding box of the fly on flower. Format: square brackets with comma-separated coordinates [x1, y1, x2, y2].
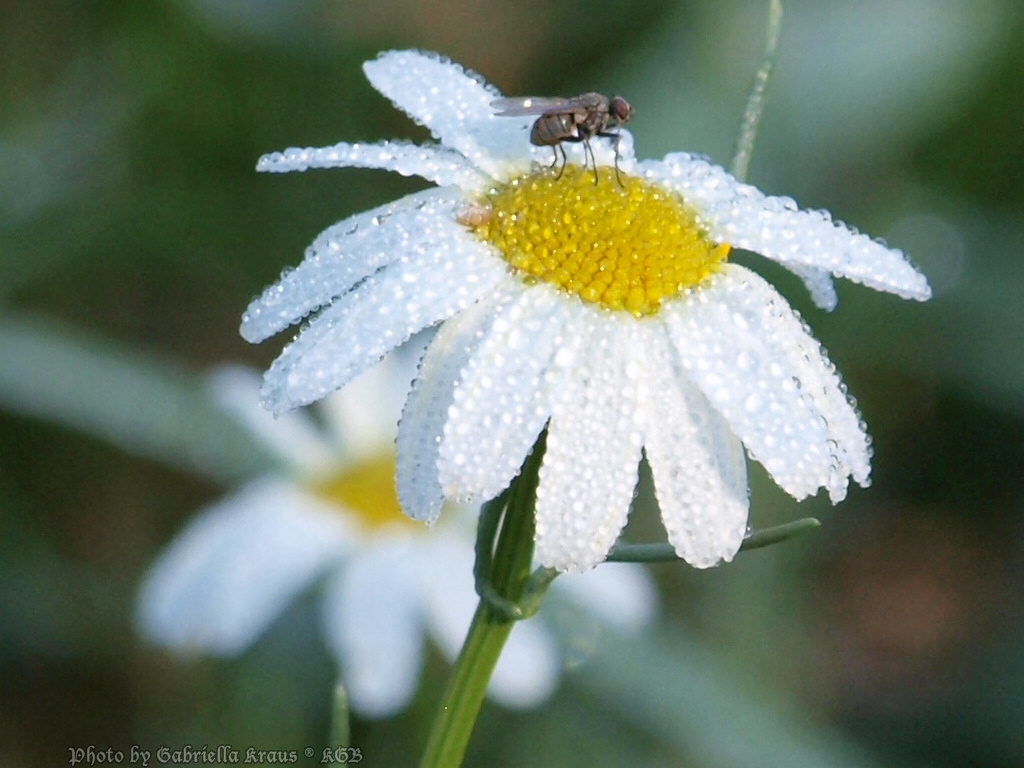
[244, 50, 931, 575]
[490, 92, 632, 184]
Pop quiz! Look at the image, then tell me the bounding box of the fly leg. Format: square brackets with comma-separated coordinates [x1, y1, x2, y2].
[554, 143, 568, 179]
[597, 130, 625, 187]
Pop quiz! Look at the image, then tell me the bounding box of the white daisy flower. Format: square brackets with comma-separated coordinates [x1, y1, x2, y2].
[243, 49, 931, 574]
[136, 359, 656, 717]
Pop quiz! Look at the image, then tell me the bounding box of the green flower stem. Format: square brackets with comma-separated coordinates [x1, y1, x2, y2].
[419, 432, 546, 768]
[328, 683, 350, 749]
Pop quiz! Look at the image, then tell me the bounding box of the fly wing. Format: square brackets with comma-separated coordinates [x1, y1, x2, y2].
[490, 96, 572, 117]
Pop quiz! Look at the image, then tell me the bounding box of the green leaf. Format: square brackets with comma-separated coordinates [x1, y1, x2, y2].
[554, 612, 892, 768]
[0, 311, 271, 482]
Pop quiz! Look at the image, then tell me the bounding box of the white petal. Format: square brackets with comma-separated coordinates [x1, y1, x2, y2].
[734, 265, 871, 500]
[535, 312, 644, 573]
[320, 542, 424, 718]
[396, 287, 514, 523]
[552, 561, 657, 632]
[439, 284, 571, 503]
[136, 478, 351, 656]
[362, 50, 531, 179]
[783, 263, 838, 311]
[641, 329, 749, 568]
[662, 265, 870, 502]
[241, 188, 458, 344]
[256, 140, 489, 190]
[318, 349, 417, 457]
[489, 620, 559, 708]
[416, 535, 477, 658]
[641, 153, 932, 301]
[417, 535, 559, 709]
[206, 365, 338, 475]
[259, 225, 506, 413]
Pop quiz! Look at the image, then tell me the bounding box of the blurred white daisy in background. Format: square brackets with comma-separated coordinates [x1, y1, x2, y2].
[136, 357, 656, 718]
[243, 49, 931, 575]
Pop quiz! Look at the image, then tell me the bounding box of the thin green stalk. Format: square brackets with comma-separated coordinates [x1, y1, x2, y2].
[605, 517, 820, 563]
[419, 432, 546, 768]
[731, 0, 783, 182]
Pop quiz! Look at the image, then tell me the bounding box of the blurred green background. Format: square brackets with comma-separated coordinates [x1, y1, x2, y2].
[2, 0, 1023, 766]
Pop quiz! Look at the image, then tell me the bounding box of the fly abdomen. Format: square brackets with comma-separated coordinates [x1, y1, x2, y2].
[530, 113, 578, 147]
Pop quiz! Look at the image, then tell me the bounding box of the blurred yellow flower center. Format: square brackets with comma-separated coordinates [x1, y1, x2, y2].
[312, 453, 417, 532]
[468, 165, 730, 315]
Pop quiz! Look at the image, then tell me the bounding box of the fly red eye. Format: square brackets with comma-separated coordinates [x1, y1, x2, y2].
[610, 97, 632, 123]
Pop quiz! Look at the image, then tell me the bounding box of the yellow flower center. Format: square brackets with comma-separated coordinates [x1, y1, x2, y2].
[311, 453, 418, 532]
[468, 165, 730, 315]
